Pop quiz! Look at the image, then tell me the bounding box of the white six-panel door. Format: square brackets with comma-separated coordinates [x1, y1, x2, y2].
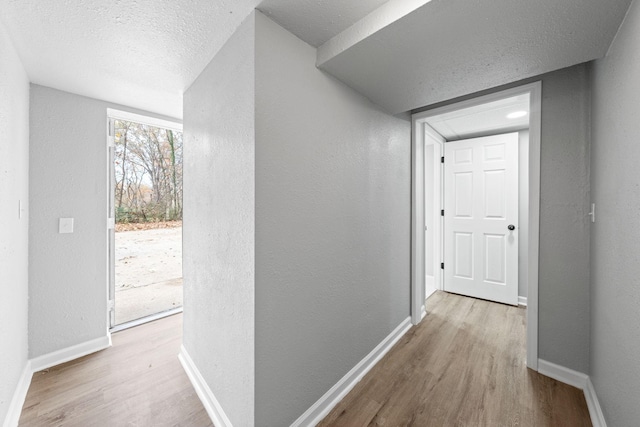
[444, 133, 518, 305]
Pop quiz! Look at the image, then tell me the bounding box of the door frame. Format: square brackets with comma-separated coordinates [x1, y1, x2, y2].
[106, 108, 183, 332]
[411, 82, 542, 370]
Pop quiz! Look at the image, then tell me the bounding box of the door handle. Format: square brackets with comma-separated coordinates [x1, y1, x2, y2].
[508, 224, 515, 231]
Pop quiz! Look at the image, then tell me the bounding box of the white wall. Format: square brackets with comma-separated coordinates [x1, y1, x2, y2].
[591, 0, 640, 424]
[182, 12, 256, 427]
[0, 20, 30, 424]
[254, 12, 411, 426]
[28, 85, 180, 359]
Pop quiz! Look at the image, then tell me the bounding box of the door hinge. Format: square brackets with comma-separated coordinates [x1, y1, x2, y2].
[441, 156, 444, 163]
[441, 209, 444, 216]
[441, 262, 444, 269]
[107, 217, 115, 230]
[108, 299, 115, 311]
[107, 119, 115, 147]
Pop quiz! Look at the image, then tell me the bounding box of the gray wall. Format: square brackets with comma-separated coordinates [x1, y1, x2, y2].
[29, 85, 179, 358]
[537, 65, 591, 373]
[415, 64, 592, 373]
[0, 20, 30, 423]
[182, 12, 256, 427]
[591, 0, 640, 424]
[254, 12, 411, 426]
[182, 11, 411, 426]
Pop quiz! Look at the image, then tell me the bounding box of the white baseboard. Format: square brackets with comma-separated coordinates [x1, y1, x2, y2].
[2, 362, 33, 427]
[290, 316, 412, 427]
[30, 335, 112, 373]
[584, 378, 607, 427]
[425, 287, 437, 300]
[538, 359, 588, 390]
[420, 305, 427, 320]
[538, 359, 607, 427]
[518, 296, 527, 307]
[179, 345, 232, 427]
[3, 335, 112, 427]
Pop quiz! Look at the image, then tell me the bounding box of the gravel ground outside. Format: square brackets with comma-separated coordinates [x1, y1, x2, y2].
[114, 227, 183, 325]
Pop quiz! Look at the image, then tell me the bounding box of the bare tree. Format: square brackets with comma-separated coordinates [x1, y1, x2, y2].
[113, 120, 183, 223]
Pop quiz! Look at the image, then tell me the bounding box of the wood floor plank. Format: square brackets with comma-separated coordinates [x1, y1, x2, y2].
[18, 313, 213, 427]
[319, 291, 592, 427]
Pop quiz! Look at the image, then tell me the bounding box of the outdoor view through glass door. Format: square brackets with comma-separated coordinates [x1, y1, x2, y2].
[109, 114, 183, 327]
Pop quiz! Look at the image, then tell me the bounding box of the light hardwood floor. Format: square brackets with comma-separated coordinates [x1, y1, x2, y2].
[18, 293, 592, 426]
[19, 313, 212, 426]
[319, 291, 592, 427]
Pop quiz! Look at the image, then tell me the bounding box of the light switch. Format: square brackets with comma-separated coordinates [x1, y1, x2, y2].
[59, 218, 74, 234]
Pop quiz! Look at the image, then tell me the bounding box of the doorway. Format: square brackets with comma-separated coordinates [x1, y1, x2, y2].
[411, 82, 541, 370]
[107, 109, 184, 331]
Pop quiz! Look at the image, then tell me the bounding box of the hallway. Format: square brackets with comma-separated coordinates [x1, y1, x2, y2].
[18, 314, 211, 426]
[319, 292, 591, 426]
[16, 293, 592, 426]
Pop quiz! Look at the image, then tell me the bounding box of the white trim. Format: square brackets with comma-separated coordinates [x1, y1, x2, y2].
[5, 336, 111, 426]
[425, 287, 437, 300]
[179, 346, 233, 427]
[537, 359, 588, 390]
[537, 360, 608, 427]
[106, 108, 182, 132]
[30, 335, 112, 373]
[518, 296, 528, 307]
[421, 305, 427, 320]
[107, 115, 116, 330]
[105, 110, 182, 331]
[110, 307, 183, 333]
[527, 82, 542, 371]
[411, 81, 542, 370]
[584, 378, 608, 427]
[290, 317, 412, 427]
[2, 362, 32, 427]
[411, 114, 426, 325]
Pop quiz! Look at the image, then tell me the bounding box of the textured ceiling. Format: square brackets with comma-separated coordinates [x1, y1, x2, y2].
[0, 0, 633, 119]
[318, 0, 633, 114]
[0, 0, 386, 119]
[0, 0, 263, 118]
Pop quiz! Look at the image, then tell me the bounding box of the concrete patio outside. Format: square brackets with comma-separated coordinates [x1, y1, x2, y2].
[114, 226, 183, 325]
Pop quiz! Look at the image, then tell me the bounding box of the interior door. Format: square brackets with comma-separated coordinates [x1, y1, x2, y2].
[424, 130, 443, 299]
[444, 133, 518, 305]
[425, 143, 436, 295]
